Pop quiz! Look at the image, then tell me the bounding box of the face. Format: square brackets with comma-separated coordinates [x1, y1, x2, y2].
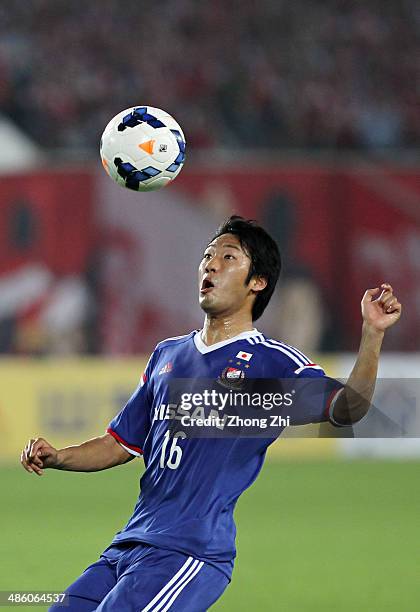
[198, 234, 266, 318]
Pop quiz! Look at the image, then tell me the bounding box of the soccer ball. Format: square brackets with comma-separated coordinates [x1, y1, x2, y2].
[100, 106, 186, 192]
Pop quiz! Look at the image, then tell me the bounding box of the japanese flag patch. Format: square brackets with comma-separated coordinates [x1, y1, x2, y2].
[236, 351, 253, 362]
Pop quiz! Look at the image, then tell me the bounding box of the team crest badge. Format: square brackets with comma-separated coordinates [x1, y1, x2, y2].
[218, 366, 246, 389]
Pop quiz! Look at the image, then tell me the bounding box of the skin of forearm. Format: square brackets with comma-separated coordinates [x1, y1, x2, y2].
[55, 434, 132, 472]
[333, 322, 384, 424]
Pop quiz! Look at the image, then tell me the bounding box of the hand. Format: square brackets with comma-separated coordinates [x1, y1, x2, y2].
[21, 437, 59, 476]
[361, 283, 402, 333]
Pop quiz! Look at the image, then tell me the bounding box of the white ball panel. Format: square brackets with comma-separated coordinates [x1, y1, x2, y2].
[100, 105, 186, 192]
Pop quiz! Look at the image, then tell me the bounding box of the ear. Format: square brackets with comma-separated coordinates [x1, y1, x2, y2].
[250, 275, 267, 294]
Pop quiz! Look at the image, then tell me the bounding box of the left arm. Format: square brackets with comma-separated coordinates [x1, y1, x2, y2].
[331, 283, 402, 425]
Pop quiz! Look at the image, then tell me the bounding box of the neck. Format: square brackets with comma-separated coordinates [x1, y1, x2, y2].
[201, 313, 254, 346]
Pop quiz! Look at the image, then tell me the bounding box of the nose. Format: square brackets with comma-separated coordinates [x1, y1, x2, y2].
[205, 255, 219, 273]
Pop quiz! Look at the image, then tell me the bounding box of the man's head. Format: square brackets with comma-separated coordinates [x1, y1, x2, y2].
[198, 216, 281, 321]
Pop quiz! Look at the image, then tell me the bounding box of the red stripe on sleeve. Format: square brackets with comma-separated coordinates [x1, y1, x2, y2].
[107, 428, 143, 454]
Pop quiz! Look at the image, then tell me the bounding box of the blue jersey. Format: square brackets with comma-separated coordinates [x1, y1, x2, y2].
[106, 329, 342, 578]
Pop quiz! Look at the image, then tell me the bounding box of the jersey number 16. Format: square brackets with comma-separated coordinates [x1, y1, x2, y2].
[159, 431, 186, 470]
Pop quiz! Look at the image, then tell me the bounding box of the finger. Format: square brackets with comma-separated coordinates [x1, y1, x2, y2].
[383, 296, 397, 311]
[377, 289, 393, 304]
[31, 446, 46, 467]
[381, 283, 393, 292]
[24, 440, 34, 464]
[28, 460, 43, 476]
[27, 452, 44, 475]
[363, 288, 379, 302]
[28, 438, 44, 462]
[20, 451, 34, 474]
[25, 439, 34, 455]
[22, 452, 42, 475]
[31, 451, 44, 468]
[26, 449, 42, 468]
[28, 438, 38, 460]
[387, 301, 402, 314]
[32, 464, 43, 476]
[27, 440, 43, 465]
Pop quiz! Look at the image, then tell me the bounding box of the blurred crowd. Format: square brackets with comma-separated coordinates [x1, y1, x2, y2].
[0, 0, 419, 152]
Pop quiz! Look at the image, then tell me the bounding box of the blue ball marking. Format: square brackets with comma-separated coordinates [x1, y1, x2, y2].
[166, 130, 186, 173]
[142, 166, 161, 177]
[117, 107, 166, 132]
[114, 157, 161, 190]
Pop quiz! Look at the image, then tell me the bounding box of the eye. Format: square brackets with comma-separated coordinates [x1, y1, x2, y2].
[224, 254, 235, 260]
[203, 253, 211, 260]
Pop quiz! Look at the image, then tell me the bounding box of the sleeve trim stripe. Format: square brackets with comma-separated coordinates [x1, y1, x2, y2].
[264, 338, 311, 365]
[120, 443, 142, 458]
[107, 428, 143, 455]
[325, 388, 348, 427]
[293, 364, 324, 375]
[261, 341, 306, 367]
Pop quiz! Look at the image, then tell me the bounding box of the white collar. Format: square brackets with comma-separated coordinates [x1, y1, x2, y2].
[193, 328, 260, 355]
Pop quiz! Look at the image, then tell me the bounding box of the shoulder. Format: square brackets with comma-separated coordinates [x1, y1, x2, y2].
[154, 331, 196, 352]
[252, 334, 325, 376]
[142, 332, 196, 379]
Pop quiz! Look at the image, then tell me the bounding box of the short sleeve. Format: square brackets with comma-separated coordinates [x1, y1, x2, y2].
[285, 363, 344, 426]
[107, 355, 155, 456]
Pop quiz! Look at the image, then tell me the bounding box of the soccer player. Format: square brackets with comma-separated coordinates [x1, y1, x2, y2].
[21, 217, 401, 611]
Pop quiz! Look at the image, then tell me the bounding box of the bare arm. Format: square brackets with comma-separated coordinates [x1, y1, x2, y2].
[332, 283, 402, 425]
[21, 433, 133, 476]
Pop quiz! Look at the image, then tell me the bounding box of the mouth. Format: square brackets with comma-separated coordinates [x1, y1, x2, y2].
[200, 278, 215, 294]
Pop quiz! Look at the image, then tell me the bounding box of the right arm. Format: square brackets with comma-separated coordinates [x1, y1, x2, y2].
[22, 352, 155, 477]
[21, 433, 133, 476]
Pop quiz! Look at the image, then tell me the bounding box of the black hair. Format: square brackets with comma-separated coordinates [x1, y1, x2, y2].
[211, 215, 281, 321]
